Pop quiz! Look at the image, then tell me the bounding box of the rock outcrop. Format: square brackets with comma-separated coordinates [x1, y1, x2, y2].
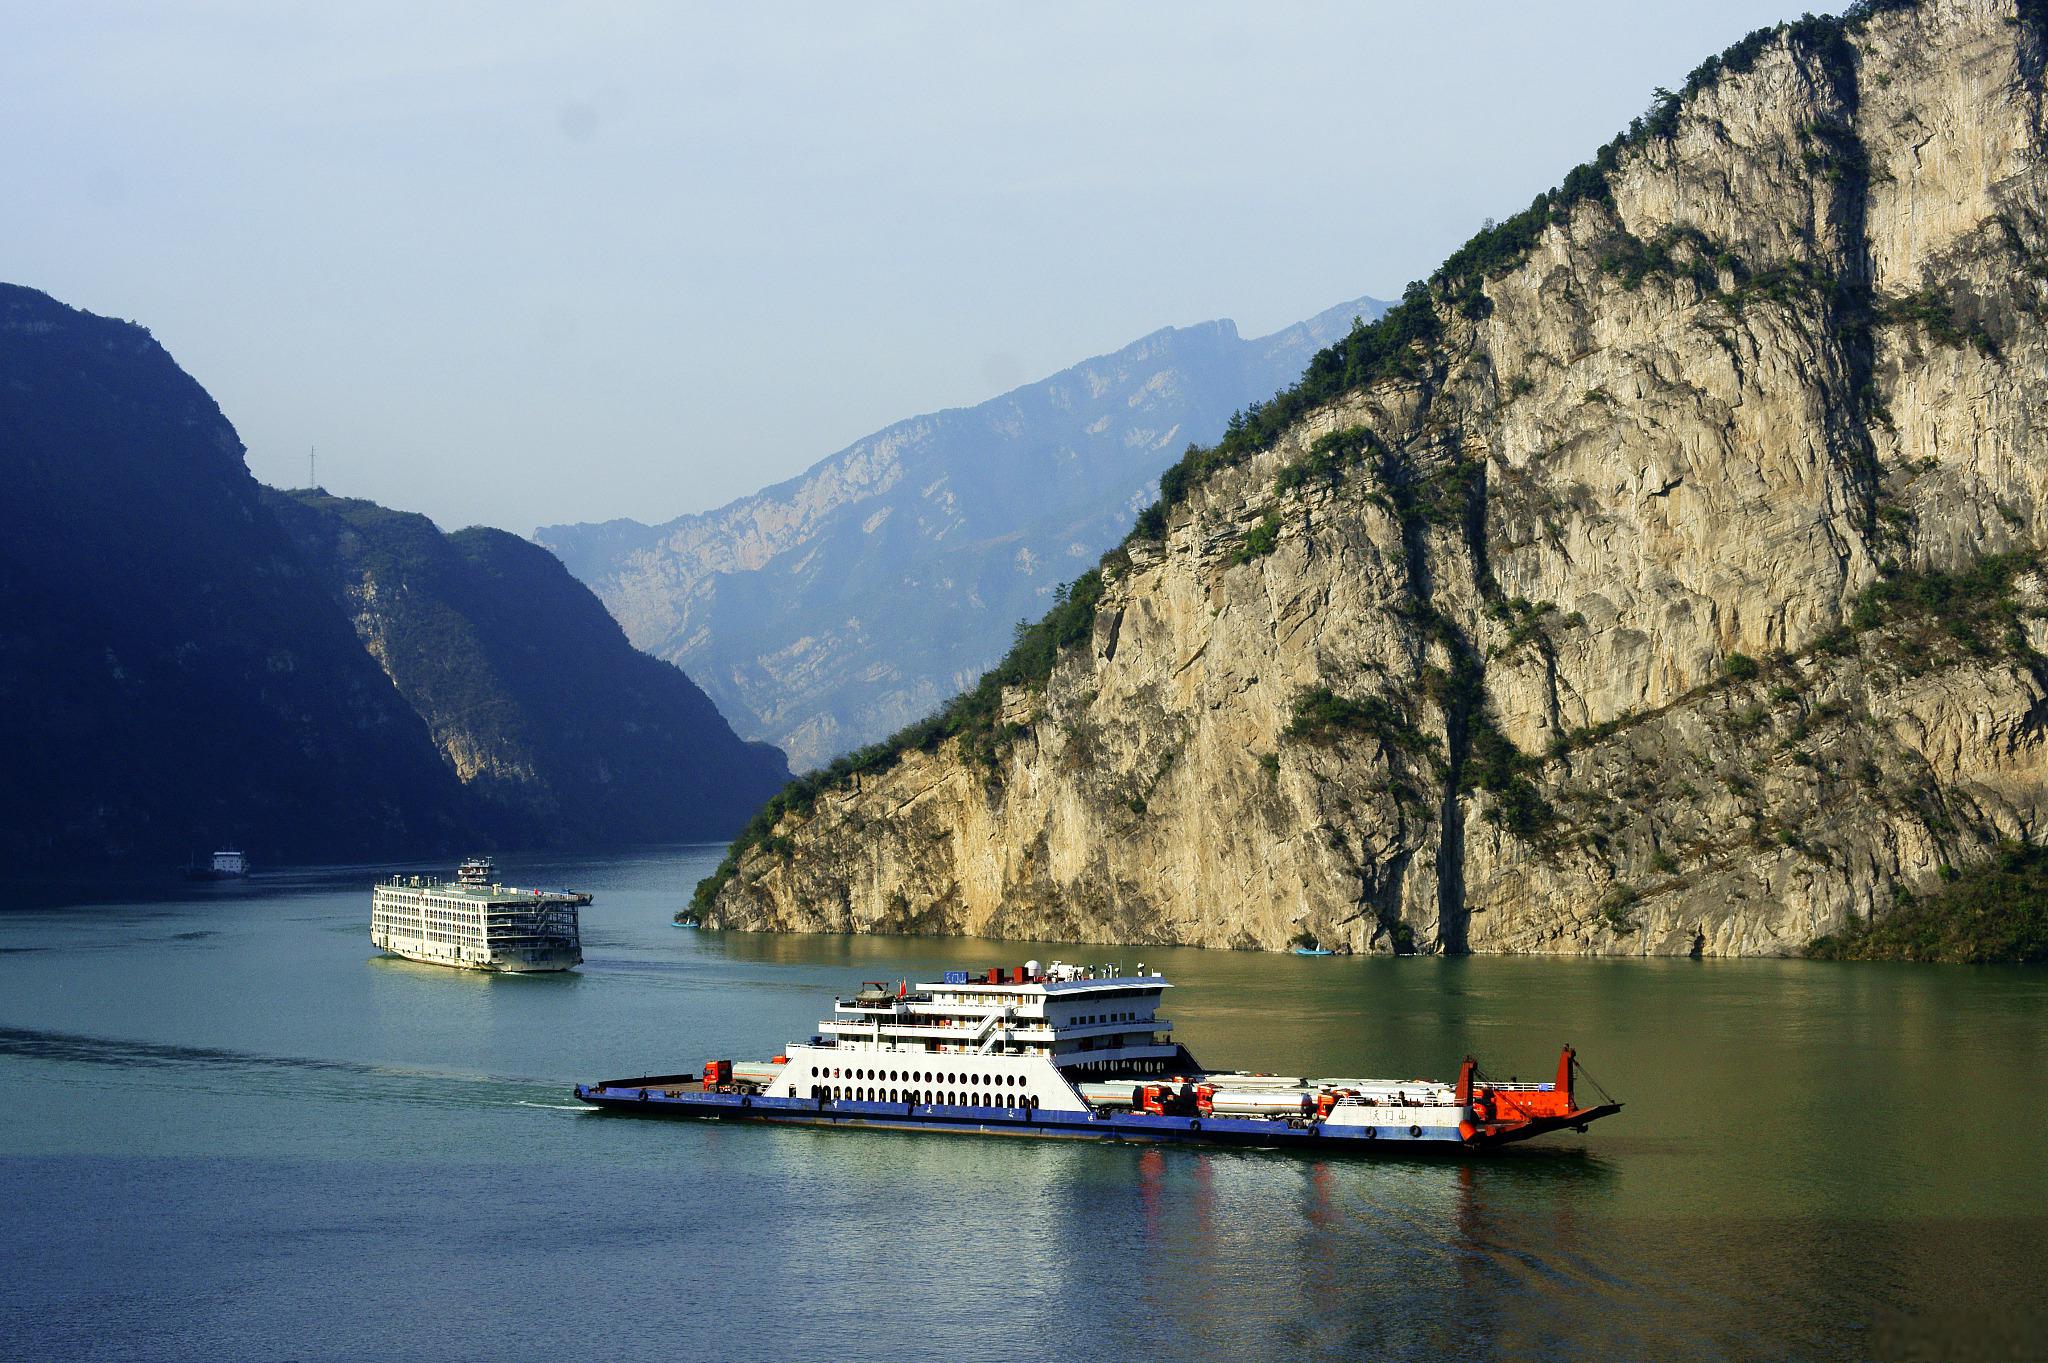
[266, 491, 791, 846]
[700, 0, 2048, 956]
[538, 296, 1385, 770]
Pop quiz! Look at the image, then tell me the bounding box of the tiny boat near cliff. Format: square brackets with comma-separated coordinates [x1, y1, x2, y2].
[575, 960, 1621, 1152]
[182, 849, 248, 881]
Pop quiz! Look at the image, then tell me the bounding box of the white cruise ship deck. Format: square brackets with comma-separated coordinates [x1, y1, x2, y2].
[370, 858, 589, 973]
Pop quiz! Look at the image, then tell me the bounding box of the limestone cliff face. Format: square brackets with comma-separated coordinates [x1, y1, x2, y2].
[705, 0, 2048, 956]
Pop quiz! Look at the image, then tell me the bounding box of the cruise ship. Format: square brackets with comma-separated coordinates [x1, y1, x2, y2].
[576, 961, 1621, 1151]
[370, 857, 589, 973]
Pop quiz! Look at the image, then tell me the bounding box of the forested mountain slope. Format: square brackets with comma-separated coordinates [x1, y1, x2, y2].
[0, 285, 475, 865]
[268, 490, 790, 845]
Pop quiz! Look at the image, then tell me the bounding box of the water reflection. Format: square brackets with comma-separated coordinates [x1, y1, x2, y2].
[0, 846, 2042, 1363]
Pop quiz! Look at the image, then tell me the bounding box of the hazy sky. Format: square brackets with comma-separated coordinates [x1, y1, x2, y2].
[3, 2, 1837, 535]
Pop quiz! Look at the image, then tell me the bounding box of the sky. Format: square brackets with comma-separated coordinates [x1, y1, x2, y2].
[1, 2, 1841, 535]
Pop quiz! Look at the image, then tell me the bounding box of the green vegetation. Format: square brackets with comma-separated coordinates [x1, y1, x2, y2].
[1282, 688, 1433, 757]
[1724, 652, 1761, 681]
[1274, 426, 1377, 494]
[1486, 597, 1557, 656]
[1799, 115, 1869, 185]
[1232, 510, 1281, 564]
[1880, 287, 1997, 356]
[1599, 225, 1733, 293]
[1463, 712, 1554, 838]
[1805, 841, 2048, 963]
[1847, 553, 2036, 663]
[1597, 885, 1641, 936]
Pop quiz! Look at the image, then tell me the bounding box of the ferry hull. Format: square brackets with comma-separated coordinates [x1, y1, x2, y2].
[572, 1082, 1618, 1153]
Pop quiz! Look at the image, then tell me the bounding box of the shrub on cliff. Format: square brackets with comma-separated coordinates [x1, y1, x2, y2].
[1805, 842, 2048, 963]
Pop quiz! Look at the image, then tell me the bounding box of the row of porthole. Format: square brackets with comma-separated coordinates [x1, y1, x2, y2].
[816, 1085, 1038, 1109]
[818, 1067, 1024, 1088]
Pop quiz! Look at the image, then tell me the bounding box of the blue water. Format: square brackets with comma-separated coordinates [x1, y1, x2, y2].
[2, 846, 2044, 1362]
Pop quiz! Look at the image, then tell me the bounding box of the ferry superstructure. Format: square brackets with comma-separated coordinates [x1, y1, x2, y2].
[576, 960, 1621, 1151]
[370, 858, 589, 973]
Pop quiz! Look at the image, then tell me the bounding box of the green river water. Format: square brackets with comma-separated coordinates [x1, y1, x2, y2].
[0, 844, 2041, 1362]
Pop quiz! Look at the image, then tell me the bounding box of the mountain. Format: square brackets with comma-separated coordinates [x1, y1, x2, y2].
[693, 0, 2048, 958]
[264, 490, 790, 845]
[538, 295, 1386, 770]
[0, 284, 476, 866]
[0, 283, 788, 869]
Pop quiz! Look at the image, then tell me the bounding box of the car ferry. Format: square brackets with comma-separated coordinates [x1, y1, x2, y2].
[575, 960, 1621, 1152]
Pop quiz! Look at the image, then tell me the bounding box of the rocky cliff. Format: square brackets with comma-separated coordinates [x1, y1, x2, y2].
[538, 296, 1384, 770]
[699, 0, 2048, 956]
[266, 492, 792, 846]
[0, 285, 478, 866]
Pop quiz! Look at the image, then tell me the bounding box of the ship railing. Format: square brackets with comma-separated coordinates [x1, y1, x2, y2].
[1008, 1019, 1169, 1041]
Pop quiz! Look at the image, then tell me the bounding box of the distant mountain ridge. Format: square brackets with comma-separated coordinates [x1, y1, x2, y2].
[540, 294, 1387, 769]
[0, 283, 786, 869]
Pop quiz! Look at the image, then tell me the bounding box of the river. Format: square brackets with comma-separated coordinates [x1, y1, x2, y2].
[1, 845, 2042, 1362]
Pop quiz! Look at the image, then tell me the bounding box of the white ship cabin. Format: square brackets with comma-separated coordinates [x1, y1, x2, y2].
[760, 961, 1183, 1114]
[210, 850, 246, 875]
